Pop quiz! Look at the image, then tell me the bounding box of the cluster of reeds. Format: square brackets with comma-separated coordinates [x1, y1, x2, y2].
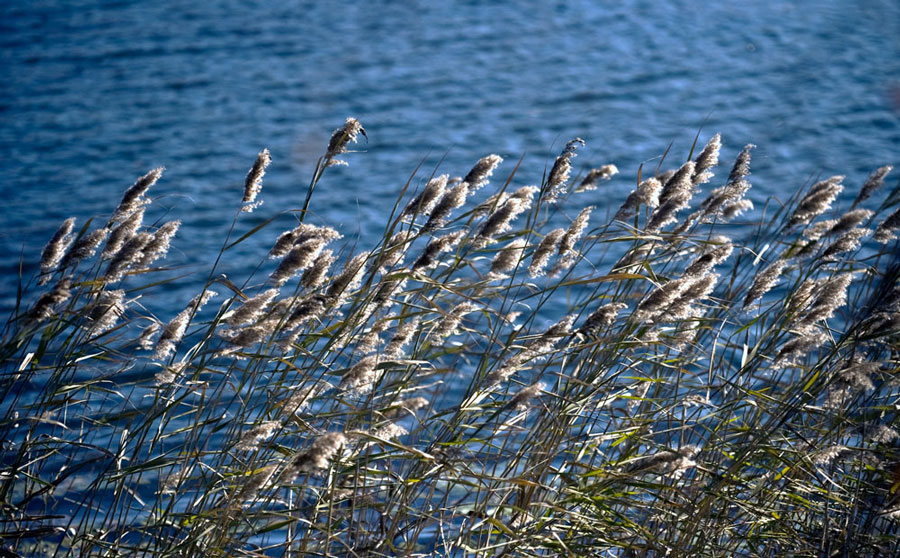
[2, 118, 899, 557]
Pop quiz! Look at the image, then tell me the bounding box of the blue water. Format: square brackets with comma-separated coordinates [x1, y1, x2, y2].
[1, 0, 899, 312]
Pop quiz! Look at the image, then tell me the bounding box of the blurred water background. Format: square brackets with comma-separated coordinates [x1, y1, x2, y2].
[1, 0, 899, 314]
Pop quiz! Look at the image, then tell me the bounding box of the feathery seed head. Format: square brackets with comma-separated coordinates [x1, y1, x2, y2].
[874, 206, 900, 243]
[241, 148, 271, 212]
[790, 176, 844, 226]
[615, 177, 662, 221]
[424, 182, 469, 232]
[488, 238, 528, 280]
[269, 238, 326, 286]
[727, 144, 755, 184]
[103, 207, 145, 261]
[340, 355, 380, 395]
[528, 229, 566, 278]
[542, 138, 584, 204]
[137, 220, 180, 268]
[110, 167, 163, 224]
[301, 249, 335, 290]
[412, 231, 465, 272]
[463, 154, 503, 193]
[325, 118, 365, 166]
[228, 288, 279, 326]
[579, 302, 627, 335]
[384, 318, 420, 360]
[853, 165, 893, 207]
[427, 302, 479, 344]
[743, 259, 786, 308]
[87, 289, 126, 336]
[60, 227, 109, 270]
[577, 164, 618, 192]
[693, 133, 722, 186]
[401, 175, 448, 218]
[40, 217, 76, 277]
[327, 251, 370, 301]
[282, 432, 346, 480]
[29, 278, 72, 323]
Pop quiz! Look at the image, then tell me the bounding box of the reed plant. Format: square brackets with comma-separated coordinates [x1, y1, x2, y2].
[1, 119, 899, 557]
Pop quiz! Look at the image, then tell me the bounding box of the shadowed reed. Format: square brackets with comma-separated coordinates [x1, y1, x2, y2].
[2, 119, 900, 557]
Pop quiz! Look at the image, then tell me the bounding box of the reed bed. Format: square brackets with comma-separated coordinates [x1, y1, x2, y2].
[2, 119, 899, 557]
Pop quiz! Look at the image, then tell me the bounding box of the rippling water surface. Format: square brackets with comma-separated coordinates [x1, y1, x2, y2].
[1, 0, 899, 311]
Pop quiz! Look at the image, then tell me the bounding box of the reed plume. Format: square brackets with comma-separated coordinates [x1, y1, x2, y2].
[241, 148, 271, 212]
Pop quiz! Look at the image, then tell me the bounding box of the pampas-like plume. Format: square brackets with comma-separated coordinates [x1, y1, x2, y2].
[153, 290, 217, 361]
[852, 165, 893, 208]
[727, 144, 755, 184]
[384, 318, 419, 360]
[326, 251, 370, 301]
[822, 228, 869, 261]
[356, 317, 392, 355]
[789, 176, 844, 226]
[578, 302, 627, 335]
[137, 220, 180, 268]
[827, 209, 873, 236]
[283, 381, 331, 415]
[269, 224, 341, 259]
[475, 193, 534, 248]
[87, 289, 126, 336]
[102, 207, 145, 261]
[516, 314, 576, 363]
[412, 231, 466, 272]
[377, 231, 414, 272]
[551, 206, 594, 275]
[558, 206, 593, 257]
[510, 382, 544, 410]
[743, 259, 786, 308]
[241, 148, 271, 212]
[874, 206, 900, 243]
[228, 288, 279, 326]
[110, 167, 163, 225]
[339, 355, 380, 394]
[528, 229, 565, 278]
[684, 241, 733, 276]
[280, 294, 330, 336]
[138, 321, 160, 350]
[39, 217, 76, 279]
[59, 227, 109, 270]
[401, 175, 449, 218]
[281, 432, 346, 480]
[105, 232, 152, 282]
[463, 154, 503, 193]
[634, 275, 696, 324]
[427, 302, 479, 344]
[487, 315, 576, 387]
[384, 396, 429, 418]
[542, 138, 584, 204]
[423, 182, 468, 232]
[301, 249, 335, 290]
[624, 445, 700, 477]
[647, 161, 696, 232]
[614, 177, 662, 221]
[665, 272, 719, 321]
[795, 273, 853, 333]
[488, 238, 527, 280]
[29, 278, 72, 323]
[324, 117, 365, 166]
[577, 164, 618, 192]
[269, 239, 326, 286]
[235, 421, 280, 452]
[692, 134, 722, 187]
[720, 199, 754, 221]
